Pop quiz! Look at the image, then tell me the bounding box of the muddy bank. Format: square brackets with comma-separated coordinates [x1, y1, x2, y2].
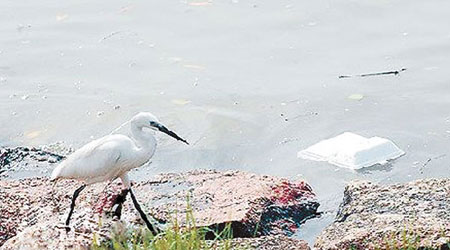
[315, 179, 450, 250]
[0, 168, 318, 248]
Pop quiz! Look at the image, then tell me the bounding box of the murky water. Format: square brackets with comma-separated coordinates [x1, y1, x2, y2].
[2, 0, 450, 245]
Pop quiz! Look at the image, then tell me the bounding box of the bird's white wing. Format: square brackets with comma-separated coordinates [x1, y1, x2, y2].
[51, 134, 133, 182]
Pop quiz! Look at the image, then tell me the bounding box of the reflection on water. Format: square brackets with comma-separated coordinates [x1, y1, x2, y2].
[2, 0, 450, 245]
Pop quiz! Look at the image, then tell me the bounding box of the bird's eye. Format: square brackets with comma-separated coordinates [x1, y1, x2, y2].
[149, 121, 157, 126]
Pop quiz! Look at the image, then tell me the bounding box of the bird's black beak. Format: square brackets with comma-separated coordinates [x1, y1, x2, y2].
[153, 122, 189, 145]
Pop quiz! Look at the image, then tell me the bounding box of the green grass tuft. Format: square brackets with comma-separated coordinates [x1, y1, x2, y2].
[370, 228, 448, 250]
[92, 195, 239, 250]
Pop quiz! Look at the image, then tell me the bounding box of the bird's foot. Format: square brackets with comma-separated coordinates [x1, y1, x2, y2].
[111, 203, 123, 219]
[112, 189, 129, 206]
[55, 224, 71, 232]
[106, 189, 129, 219]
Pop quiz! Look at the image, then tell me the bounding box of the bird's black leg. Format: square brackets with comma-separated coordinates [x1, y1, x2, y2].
[129, 188, 159, 235]
[65, 184, 86, 232]
[112, 189, 130, 219]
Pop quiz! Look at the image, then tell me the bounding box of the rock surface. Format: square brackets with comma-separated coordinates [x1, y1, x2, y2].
[315, 178, 450, 250]
[134, 169, 319, 237]
[3, 227, 310, 250]
[0, 170, 318, 248]
[216, 235, 310, 250]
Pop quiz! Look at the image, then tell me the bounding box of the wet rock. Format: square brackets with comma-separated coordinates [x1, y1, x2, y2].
[0, 146, 66, 179]
[315, 178, 450, 250]
[1, 170, 318, 248]
[133, 169, 319, 237]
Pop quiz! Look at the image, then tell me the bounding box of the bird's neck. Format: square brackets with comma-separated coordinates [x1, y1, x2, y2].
[131, 124, 157, 152]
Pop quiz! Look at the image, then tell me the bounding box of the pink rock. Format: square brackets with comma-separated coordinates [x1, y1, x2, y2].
[0, 170, 318, 248]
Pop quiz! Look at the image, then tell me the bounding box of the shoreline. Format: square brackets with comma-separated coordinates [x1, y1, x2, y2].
[1, 146, 449, 249]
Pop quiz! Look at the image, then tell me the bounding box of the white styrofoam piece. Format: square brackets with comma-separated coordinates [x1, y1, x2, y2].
[298, 132, 405, 169]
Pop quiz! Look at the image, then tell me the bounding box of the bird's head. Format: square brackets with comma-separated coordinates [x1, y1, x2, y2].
[132, 112, 189, 145]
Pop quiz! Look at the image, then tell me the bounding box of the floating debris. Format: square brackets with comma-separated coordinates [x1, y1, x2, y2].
[99, 31, 123, 42]
[119, 5, 134, 13]
[16, 24, 31, 32]
[188, 1, 212, 6]
[339, 68, 407, 79]
[419, 154, 446, 174]
[347, 94, 364, 101]
[183, 64, 205, 70]
[281, 112, 318, 122]
[298, 132, 405, 170]
[56, 13, 69, 22]
[24, 131, 41, 139]
[279, 138, 300, 145]
[171, 99, 191, 105]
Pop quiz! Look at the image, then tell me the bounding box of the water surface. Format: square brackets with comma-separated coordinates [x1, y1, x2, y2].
[2, 0, 450, 245]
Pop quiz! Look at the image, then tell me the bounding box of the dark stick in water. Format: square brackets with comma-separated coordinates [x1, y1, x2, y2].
[339, 68, 407, 79]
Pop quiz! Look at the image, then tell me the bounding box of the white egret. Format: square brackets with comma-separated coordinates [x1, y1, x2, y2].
[50, 112, 189, 233]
